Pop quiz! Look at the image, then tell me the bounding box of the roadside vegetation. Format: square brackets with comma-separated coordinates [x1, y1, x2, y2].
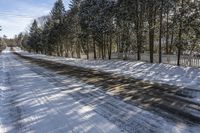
[13, 0, 200, 66]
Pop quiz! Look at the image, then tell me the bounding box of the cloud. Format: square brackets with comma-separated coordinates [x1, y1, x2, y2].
[0, 0, 69, 38]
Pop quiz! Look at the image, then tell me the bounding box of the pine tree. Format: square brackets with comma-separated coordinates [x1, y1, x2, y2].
[28, 20, 40, 53]
[50, 0, 66, 56]
[79, 0, 115, 59]
[67, 0, 82, 58]
[20, 0, 200, 67]
[51, 0, 66, 23]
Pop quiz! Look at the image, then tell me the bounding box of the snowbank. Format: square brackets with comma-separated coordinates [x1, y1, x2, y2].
[2, 47, 11, 53]
[14, 47, 200, 101]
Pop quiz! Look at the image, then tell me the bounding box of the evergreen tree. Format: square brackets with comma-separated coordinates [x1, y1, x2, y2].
[20, 0, 200, 67]
[68, 0, 82, 58]
[27, 20, 41, 53]
[50, 0, 66, 56]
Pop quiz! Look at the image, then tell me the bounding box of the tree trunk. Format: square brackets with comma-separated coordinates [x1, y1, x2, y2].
[104, 34, 107, 59]
[60, 42, 64, 57]
[148, 3, 156, 63]
[166, 7, 169, 54]
[177, 0, 184, 66]
[57, 44, 60, 56]
[117, 35, 120, 53]
[136, 0, 141, 60]
[98, 46, 101, 58]
[170, 30, 174, 54]
[101, 35, 104, 59]
[177, 48, 181, 66]
[108, 35, 112, 60]
[86, 39, 89, 60]
[159, 0, 163, 63]
[76, 41, 81, 58]
[93, 38, 97, 59]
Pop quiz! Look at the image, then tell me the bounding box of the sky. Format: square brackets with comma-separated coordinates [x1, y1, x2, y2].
[0, 0, 70, 38]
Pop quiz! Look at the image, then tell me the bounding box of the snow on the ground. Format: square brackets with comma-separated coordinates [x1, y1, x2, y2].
[0, 50, 14, 133]
[2, 47, 11, 53]
[0, 49, 123, 133]
[14, 47, 200, 102]
[0, 53, 5, 133]
[4, 48, 200, 133]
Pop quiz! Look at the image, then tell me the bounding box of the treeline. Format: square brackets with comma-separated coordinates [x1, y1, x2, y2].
[19, 0, 200, 66]
[0, 27, 4, 52]
[0, 35, 10, 52]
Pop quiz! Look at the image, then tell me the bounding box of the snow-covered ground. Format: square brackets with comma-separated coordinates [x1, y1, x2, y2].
[0, 50, 8, 133]
[14, 47, 200, 102]
[0, 47, 199, 133]
[0, 48, 123, 133]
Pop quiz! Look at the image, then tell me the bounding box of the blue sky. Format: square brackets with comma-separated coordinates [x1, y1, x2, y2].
[0, 0, 70, 38]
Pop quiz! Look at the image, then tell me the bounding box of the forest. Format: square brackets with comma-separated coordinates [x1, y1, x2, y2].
[14, 0, 200, 66]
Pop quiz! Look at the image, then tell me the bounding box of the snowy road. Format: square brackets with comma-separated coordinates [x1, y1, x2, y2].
[1, 50, 200, 133]
[0, 51, 122, 133]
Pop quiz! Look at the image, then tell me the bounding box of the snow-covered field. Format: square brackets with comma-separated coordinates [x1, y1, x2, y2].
[14, 47, 200, 102]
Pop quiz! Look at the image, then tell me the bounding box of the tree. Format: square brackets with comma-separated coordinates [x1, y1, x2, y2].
[20, 0, 200, 67]
[116, 0, 135, 60]
[27, 20, 42, 53]
[21, 33, 29, 51]
[50, 0, 66, 56]
[147, 0, 157, 63]
[67, 0, 82, 58]
[158, 0, 164, 63]
[15, 33, 24, 47]
[79, 0, 115, 59]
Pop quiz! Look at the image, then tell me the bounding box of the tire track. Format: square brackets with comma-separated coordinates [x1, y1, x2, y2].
[15, 53, 200, 133]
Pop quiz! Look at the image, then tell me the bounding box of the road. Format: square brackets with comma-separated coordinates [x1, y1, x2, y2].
[0, 50, 200, 133]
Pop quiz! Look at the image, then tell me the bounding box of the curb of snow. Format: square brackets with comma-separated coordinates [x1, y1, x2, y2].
[14, 48, 200, 103]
